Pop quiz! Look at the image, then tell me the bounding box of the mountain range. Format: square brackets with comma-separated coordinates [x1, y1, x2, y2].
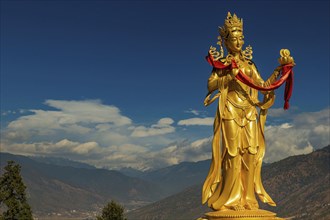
[1, 145, 329, 219]
[0, 153, 165, 219]
[127, 146, 330, 220]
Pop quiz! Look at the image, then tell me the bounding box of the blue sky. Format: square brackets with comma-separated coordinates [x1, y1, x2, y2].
[1, 1, 329, 170]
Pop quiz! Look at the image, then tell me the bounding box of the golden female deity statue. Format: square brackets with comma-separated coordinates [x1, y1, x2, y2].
[201, 12, 295, 220]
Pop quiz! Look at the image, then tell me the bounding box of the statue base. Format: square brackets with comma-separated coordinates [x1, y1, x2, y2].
[199, 209, 284, 220]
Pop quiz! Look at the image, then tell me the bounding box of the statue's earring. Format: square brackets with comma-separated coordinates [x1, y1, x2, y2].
[209, 36, 224, 61]
[242, 45, 253, 60]
[217, 36, 224, 58]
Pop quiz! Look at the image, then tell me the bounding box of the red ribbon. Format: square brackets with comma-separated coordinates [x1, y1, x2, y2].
[206, 54, 294, 110]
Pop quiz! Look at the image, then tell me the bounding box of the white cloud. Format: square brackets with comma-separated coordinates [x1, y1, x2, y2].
[19, 109, 27, 114]
[263, 108, 330, 162]
[176, 108, 329, 164]
[54, 139, 79, 149]
[130, 117, 175, 137]
[72, 142, 100, 155]
[184, 109, 204, 116]
[150, 137, 212, 167]
[178, 117, 213, 126]
[267, 107, 297, 118]
[95, 124, 112, 132]
[1, 110, 16, 116]
[0, 100, 178, 170]
[3, 100, 132, 137]
[4, 100, 132, 143]
[276, 123, 293, 129]
[268, 108, 287, 117]
[1, 109, 29, 116]
[100, 138, 213, 170]
[158, 117, 174, 125]
[1, 99, 329, 170]
[45, 99, 132, 126]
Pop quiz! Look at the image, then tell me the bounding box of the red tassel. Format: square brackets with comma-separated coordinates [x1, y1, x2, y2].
[284, 101, 289, 110]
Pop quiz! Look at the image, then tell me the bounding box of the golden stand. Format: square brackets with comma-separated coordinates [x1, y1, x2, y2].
[200, 209, 284, 220]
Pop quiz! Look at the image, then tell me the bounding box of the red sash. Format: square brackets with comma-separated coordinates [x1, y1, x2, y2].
[206, 54, 294, 109]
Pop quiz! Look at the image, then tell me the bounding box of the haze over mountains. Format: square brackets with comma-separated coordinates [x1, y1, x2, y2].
[1, 145, 329, 219]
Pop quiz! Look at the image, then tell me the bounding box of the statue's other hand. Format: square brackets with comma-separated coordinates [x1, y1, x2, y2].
[204, 92, 220, 106]
[204, 94, 212, 106]
[278, 56, 295, 65]
[278, 49, 295, 66]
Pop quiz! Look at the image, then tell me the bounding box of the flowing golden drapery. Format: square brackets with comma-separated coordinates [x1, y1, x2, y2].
[202, 65, 277, 210]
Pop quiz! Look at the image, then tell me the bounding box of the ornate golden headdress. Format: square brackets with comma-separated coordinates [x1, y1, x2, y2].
[210, 12, 251, 61]
[219, 12, 243, 39]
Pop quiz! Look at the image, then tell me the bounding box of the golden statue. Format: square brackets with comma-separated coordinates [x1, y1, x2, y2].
[201, 12, 295, 220]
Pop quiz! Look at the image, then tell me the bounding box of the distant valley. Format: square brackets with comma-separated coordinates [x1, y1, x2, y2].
[0, 153, 164, 219]
[1, 146, 329, 219]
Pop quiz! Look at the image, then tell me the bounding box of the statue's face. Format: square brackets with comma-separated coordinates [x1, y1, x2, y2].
[225, 28, 244, 53]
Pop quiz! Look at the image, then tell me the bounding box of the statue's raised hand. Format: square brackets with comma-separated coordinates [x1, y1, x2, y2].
[278, 49, 295, 66]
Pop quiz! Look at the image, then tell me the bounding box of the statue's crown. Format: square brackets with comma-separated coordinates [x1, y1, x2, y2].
[219, 12, 243, 38]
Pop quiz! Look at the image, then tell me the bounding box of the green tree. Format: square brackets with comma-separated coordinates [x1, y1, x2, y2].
[0, 160, 33, 220]
[97, 200, 127, 220]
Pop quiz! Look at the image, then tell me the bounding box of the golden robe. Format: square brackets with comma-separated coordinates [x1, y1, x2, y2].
[202, 60, 276, 210]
